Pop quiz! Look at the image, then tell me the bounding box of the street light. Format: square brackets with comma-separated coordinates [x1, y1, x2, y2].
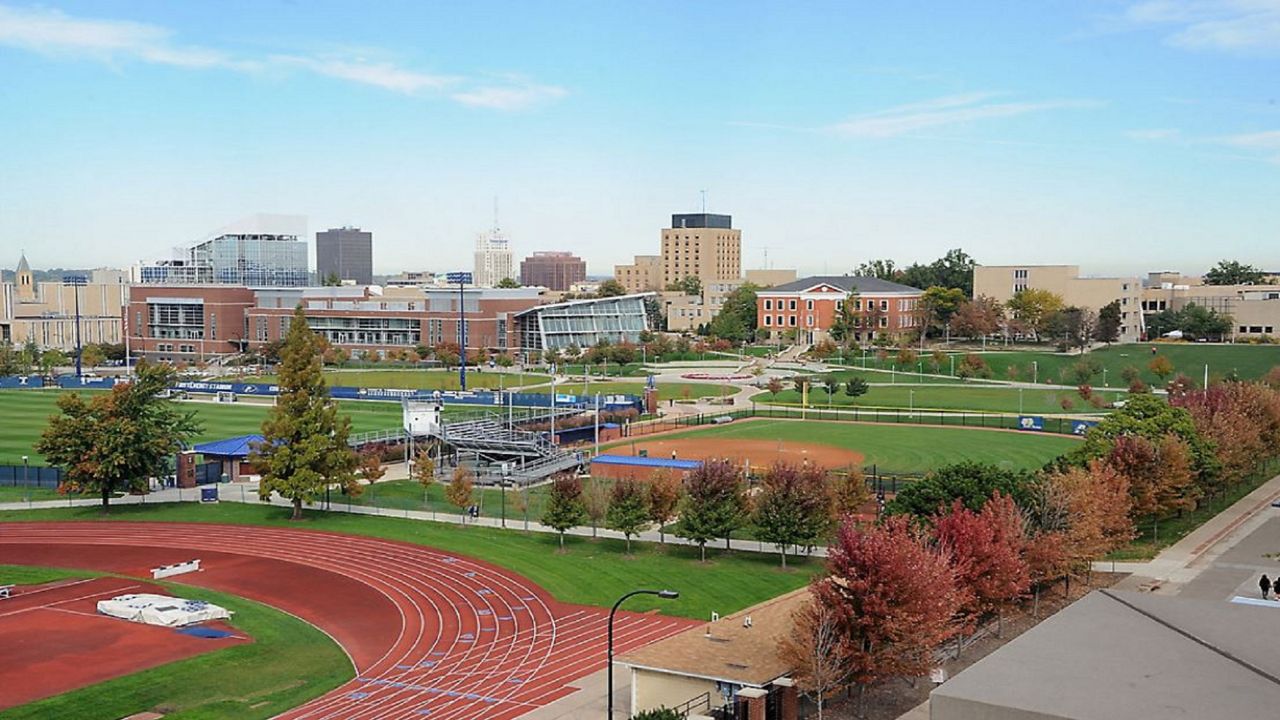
[446, 272, 473, 390]
[62, 274, 87, 379]
[609, 589, 679, 718]
[1019, 387, 1024, 414]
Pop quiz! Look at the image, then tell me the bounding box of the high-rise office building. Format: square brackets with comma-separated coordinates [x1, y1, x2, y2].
[139, 214, 309, 287]
[316, 227, 373, 285]
[474, 227, 514, 287]
[519, 251, 586, 291]
[661, 213, 741, 288]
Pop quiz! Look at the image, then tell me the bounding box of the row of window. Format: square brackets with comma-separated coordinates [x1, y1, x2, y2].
[1241, 325, 1276, 334]
[154, 343, 197, 353]
[761, 297, 915, 312]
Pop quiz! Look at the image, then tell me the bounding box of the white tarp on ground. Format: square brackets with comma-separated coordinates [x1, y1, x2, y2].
[96, 594, 232, 627]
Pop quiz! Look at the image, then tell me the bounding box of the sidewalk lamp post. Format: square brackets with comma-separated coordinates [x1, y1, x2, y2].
[608, 589, 679, 718]
[909, 389, 915, 418]
[949, 354, 955, 377]
[1102, 367, 1108, 387]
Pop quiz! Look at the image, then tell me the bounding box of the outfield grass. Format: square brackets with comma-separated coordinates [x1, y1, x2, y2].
[528, 380, 738, 401]
[0, 502, 815, 619]
[0, 486, 65, 502]
[0, 569, 351, 720]
[637, 419, 1078, 474]
[242, 368, 549, 390]
[0, 390, 404, 465]
[766, 384, 1124, 414]
[0, 564, 97, 585]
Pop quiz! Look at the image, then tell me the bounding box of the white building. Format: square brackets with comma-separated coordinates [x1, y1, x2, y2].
[473, 227, 514, 287]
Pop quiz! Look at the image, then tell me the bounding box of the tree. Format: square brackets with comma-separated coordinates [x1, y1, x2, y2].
[606, 477, 651, 553]
[778, 591, 849, 720]
[1095, 300, 1122, 344]
[322, 271, 342, 286]
[37, 362, 200, 512]
[920, 286, 966, 339]
[80, 343, 106, 369]
[707, 283, 759, 342]
[886, 461, 1032, 518]
[631, 709, 683, 720]
[583, 479, 610, 537]
[446, 466, 475, 521]
[647, 470, 682, 544]
[495, 277, 521, 288]
[951, 296, 1003, 339]
[38, 348, 67, 378]
[251, 307, 357, 520]
[666, 275, 702, 295]
[1042, 461, 1135, 573]
[598, 279, 626, 297]
[822, 375, 840, 397]
[542, 475, 587, 549]
[754, 462, 833, 567]
[412, 449, 436, 490]
[1070, 392, 1218, 494]
[819, 516, 963, 704]
[1005, 288, 1064, 339]
[933, 494, 1029, 636]
[854, 259, 897, 280]
[1204, 259, 1267, 286]
[766, 376, 783, 399]
[844, 376, 869, 398]
[358, 447, 386, 484]
[675, 459, 748, 561]
[1148, 354, 1174, 381]
[830, 467, 871, 519]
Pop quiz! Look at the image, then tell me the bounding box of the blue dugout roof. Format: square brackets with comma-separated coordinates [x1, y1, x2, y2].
[590, 454, 702, 470]
[193, 434, 264, 458]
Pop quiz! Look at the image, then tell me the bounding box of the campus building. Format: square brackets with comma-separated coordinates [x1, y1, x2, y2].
[519, 251, 587, 291]
[0, 253, 129, 350]
[1141, 271, 1280, 339]
[125, 285, 257, 362]
[474, 227, 514, 287]
[315, 227, 373, 285]
[512, 293, 650, 357]
[615, 255, 662, 294]
[972, 265, 1144, 342]
[138, 214, 309, 287]
[660, 213, 741, 289]
[755, 275, 924, 344]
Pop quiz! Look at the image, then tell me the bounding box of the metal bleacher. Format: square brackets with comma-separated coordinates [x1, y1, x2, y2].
[436, 407, 586, 486]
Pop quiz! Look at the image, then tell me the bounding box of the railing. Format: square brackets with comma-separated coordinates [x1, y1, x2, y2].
[674, 691, 712, 716]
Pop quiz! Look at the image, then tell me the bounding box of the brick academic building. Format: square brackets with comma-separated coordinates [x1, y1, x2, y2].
[755, 275, 924, 344]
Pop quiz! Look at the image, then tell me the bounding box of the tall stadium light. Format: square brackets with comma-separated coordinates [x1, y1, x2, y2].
[608, 589, 679, 718]
[446, 272, 473, 390]
[62, 274, 87, 379]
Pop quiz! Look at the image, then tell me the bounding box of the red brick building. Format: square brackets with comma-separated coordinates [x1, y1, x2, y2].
[755, 275, 924, 344]
[126, 285, 256, 362]
[519, 251, 587, 291]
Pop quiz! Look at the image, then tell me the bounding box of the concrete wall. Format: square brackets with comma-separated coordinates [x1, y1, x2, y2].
[630, 667, 718, 715]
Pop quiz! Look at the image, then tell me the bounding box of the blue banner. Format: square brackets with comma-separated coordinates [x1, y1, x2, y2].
[0, 375, 45, 388]
[55, 376, 119, 389]
[1071, 419, 1099, 436]
[1017, 415, 1045, 431]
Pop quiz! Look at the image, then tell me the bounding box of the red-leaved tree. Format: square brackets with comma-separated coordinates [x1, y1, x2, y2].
[933, 493, 1030, 638]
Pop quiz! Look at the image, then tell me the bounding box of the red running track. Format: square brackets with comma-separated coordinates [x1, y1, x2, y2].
[0, 522, 699, 720]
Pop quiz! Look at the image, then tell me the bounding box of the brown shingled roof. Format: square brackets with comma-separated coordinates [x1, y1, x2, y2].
[617, 587, 810, 687]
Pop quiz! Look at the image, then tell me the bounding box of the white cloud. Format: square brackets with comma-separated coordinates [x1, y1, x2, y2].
[1126, 127, 1182, 140]
[1125, 1, 1280, 53]
[1217, 129, 1280, 161]
[827, 94, 1093, 138]
[0, 3, 564, 109]
[452, 82, 568, 110]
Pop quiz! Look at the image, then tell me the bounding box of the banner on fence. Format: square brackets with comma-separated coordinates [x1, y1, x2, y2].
[169, 381, 643, 412]
[1071, 419, 1100, 436]
[0, 375, 45, 388]
[1017, 415, 1045, 431]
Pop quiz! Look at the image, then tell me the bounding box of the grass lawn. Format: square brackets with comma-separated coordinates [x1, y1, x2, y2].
[528, 380, 737, 401]
[0, 567, 351, 720]
[634, 419, 1078, 474]
[0, 390, 404, 465]
[0, 502, 815, 619]
[0, 486, 65, 502]
[765, 384, 1124, 414]
[242, 368, 549, 390]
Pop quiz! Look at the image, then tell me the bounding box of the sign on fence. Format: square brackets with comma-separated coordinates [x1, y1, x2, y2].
[1017, 415, 1045, 431]
[1071, 419, 1100, 436]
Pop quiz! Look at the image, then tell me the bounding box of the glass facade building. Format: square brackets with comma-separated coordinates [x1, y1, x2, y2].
[139, 215, 309, 287]
[514, 293, 650, 354]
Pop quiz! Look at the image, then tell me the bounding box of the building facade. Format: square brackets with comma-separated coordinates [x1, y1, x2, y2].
[973, 264, 1144, 342]
[1141, 272, 1280, 339]
[0, 254, 128, 350]
[513, 294, 650, 359]
[125, 285, 256, 362]
[614, 255, 661, 294]
[474, 228, 514, 287]
[316, 227, 373, 285]
[139, 214, 309, 287]
[756, 276, 924, 344]
[519, 251, 587, 291]
[661, 213, 741, 288]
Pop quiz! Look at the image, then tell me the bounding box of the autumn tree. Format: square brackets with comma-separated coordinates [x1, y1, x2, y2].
[606, 477, 651, 553]
[413, 448, 436, 490]
[1148, 354, 1174, 381]
[754, 462, 833, 567]
[1043, 461, 1135, 574]
[1070, 393, 1218, 494]
[446, 466, 475, 521]
[358, 447, 387, 484]
[830, 467, 871, 519]
[933, 493, 1030, 637]
[766, 376, 783, 399]
[37, 362, 199, 512]
[583, 479, 610, 537]
[1172, 382, 1280, 490]
[647, 470, 682, 543]
[778, 589, 849, 720]
[819, 516, 963, 706]
[1103, 434, 1198, 522]
[951, 296, 1003, 339]
[542, 475, 587, 549]
[675, 459, 748, 561]
[251, 306, 357, 520]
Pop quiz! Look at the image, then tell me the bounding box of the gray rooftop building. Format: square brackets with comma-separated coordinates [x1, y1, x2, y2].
[316, 227, 373, 285]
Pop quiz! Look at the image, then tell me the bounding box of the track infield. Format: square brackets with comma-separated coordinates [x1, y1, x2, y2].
[0, 576, 247, 711]
[0, 522, 697, 720]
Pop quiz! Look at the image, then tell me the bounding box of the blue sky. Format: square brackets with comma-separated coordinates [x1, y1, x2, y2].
[1, 1, 1278, 277]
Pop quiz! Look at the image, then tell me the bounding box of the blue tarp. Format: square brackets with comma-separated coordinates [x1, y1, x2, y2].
[176, 626, 233, 639]
[591, 454, 702, 470]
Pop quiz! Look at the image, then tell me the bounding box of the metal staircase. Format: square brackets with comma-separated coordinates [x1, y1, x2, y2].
[435, 407, 586, 486]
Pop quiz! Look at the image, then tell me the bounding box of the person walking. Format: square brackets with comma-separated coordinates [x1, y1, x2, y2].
[1261, 574, 1272, 600]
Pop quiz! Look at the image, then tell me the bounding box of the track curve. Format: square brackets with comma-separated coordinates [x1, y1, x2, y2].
[0, 522, 697, 720]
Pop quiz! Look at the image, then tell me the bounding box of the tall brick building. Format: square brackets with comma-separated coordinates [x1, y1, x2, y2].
[519, 251, 586, 291]
[756, 275, 924, 344]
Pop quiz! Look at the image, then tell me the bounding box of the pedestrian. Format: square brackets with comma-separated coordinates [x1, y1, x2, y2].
[1261, 574, 1272, 599]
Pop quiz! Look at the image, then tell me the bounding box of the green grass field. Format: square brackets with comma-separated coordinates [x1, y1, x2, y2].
[0, 503, 814, 619]
[527, 380, 737, 401]
[0, 390, 404, 465]
[242, 368, 549, 390]
[0, 566, 351, 720]
[640, 419, 1078, 474]
[766, 384, 1124, 414]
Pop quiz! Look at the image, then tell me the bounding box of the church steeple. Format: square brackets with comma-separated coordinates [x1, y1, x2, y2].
[15, 251, 35, 302]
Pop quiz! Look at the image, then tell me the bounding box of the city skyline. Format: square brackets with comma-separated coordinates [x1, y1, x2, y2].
[1, 1, 1278, 278]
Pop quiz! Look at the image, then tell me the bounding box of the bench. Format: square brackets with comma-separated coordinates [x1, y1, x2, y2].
[0, 584, 13, 600]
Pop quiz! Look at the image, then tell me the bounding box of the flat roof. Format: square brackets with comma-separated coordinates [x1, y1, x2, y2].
[512, 292, 654, 317]
[590, 454, 701, 470]
[931, 589, 1280, 719]
[617, 587, 809, 687]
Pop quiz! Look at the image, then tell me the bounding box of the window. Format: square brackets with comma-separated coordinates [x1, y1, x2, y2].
[806, 315, 813, 327]
[789, 299, 797, 310]
[764, 299, 772, 310]
[806, 299, 813, 310]
[836, 300, 844, 310]
[1014, 269, 1028, 279]
[879, 299, 888, 312]
[879, 316, 888, 328]
[776, 315, 783, 326]
[764, 315, 772, 326]
[789, 315, 797, 327]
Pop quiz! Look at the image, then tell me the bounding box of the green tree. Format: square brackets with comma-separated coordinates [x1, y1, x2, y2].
[706, 283, 760, 342]
[920, 286, 967, 338]
[37, 362, 200, 512]
[676, 459, 748, 561]
[1095, 300, 1122, 344]
[80, 343, 106, 369]
[885, 462, 1033, 518]
[605, 477, 651, 553]
[844, 376, 869, 397]
[822, 374, 840, 397]
[1204, 260, 1267, 286]
[19, 337, 38, 374]
[1006, 288, 1064, 339]
[0, 341, 19, 375]
[252, 306, 357, 520]
[1068, 393, 1218, 493]
[854, 259, 898, 280]
[39, 348, 68, 378]
[754, 462, 833, 567]
[632, 709, 683, 720]
[542, 475, 588, 549]
[597, 278, 626, 297]
[495, 277, 521, 288]
[666, 275, 702, 295]
[322, 271, 341, 286]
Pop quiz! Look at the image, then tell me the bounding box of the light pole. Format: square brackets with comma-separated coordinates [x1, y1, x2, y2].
[1032, 360, 1038, 385]
[1102, 368, 1108, 387]
[909, 389, 915, 417]
[446, 272, 472, 390]
[608, 589, 679, 718]
[1019, 387, 1024, 414]
[949, 354, 955, 377]
[63, 274, 87, 379]
[21, 455, 28, 488]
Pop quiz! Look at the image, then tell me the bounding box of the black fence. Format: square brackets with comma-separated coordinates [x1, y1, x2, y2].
[194, 461, 222, 485]
[0, 464, 64, 488]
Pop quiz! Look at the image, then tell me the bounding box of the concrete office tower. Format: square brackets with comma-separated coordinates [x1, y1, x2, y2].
[519, 251, 587, 291]
[474, 227, 514, 287]
[661, 213, 741, 288]
[316, 227, 373, 285]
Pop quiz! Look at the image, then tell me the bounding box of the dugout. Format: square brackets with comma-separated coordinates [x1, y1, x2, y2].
[590, 454, 701, 481]
[189, 434, 264, 485]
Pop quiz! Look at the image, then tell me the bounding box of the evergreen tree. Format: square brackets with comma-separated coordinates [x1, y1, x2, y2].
[252, 305, 357, 520]
[1095, 300, 1122, 344]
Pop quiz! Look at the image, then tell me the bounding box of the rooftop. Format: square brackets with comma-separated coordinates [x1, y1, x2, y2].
[765, 275, 923, 294]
